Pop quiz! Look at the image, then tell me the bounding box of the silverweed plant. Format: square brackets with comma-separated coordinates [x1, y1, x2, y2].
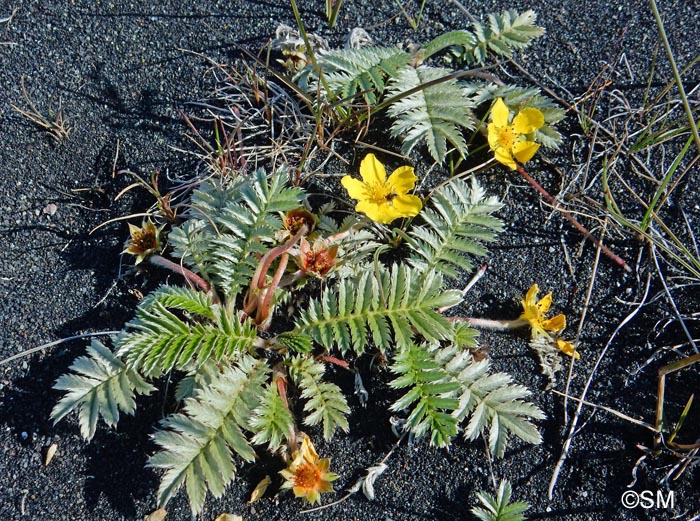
[52, 164, 546, 514]
[50, 7, 572, 516]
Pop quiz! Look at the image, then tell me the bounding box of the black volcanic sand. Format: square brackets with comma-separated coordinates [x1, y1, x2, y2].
[1, 1, 699, 520]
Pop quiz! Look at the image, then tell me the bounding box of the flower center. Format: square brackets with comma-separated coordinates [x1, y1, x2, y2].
[304, 249, 335, 275]
[367, 182, 395, 205]
[132, 230, 157, 251]
[497, 124, 521, 150]
[295, 463, 321, 489]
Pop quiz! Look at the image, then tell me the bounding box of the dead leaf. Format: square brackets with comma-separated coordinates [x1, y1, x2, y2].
[214, 515, 243, 521]
[248, 475, 271, 504]
[144, 508, 167, 521]
[44, 443, 58, 466]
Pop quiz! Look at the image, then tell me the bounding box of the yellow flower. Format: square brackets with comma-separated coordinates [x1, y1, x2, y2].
[280, 435, 338, 504]
[341, 153, 422, 224]
[124, 220, 161, 264]
[520, 284, 579, 359]
[487, 98, 544, 170]
[520, 284, 565, 337]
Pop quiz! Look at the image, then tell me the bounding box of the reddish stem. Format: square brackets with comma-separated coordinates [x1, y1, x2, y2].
[244, 225, 308, 319]
[148, 254, 211, 292]
[517, 164, 631, 272]
[276, 373, 289, 409]
[318, 354, 350, 369]
[257, 252, 290, 327]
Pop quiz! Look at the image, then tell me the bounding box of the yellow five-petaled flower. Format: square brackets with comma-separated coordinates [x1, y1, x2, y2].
[488, 98, 544, 170]
[520, 284, 579, 359]
[280, 435, 338, 505]
[341, 153, 422, 224]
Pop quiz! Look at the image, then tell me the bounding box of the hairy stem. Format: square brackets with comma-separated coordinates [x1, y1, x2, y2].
[318, 354, 350, 369]
[257, 252, 290, 327]
[450, 316, 526, 330]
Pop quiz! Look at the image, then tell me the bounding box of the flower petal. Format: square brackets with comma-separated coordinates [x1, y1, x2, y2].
[513, 107, 545, 134]
[494, 147, 517, 170]
[127, 223, 141, 237]
[536, 292, 553, 314]
[356, 200, 394, 224]
[301, 436, 319, 459]
[556, 339, 580, 359]
[487, 122, 500, 150]
[490, 98, 510, 127]
[318, 481, 334, 493]
[391, 194, 423, 218]
[341, 176, 369, 201]
[279, 470, 294, 486]
[542, 313, 566, 332]
[317, 458, 330, 472]
[512, 140, 540, 164]
[386, 165, 417, 194]
[524, 284, 539, 306]
[359, 153, 386, 185]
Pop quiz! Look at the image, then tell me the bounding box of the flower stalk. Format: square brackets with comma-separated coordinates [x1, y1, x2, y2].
[450, 316, 525, 330]
[148, 254, 212, 294]
[244, 225, 308, 326]
[516, 164, 631, 272]
[258, 251, 290, 326]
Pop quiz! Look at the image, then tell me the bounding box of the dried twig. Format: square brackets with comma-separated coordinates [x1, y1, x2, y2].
[562, 218, 606, 425]
[1, 7, 18, 46]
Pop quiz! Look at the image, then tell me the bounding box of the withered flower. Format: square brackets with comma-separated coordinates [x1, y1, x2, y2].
[280, 435, 338, 505]
[284, 208, 316, 236]
[296, 237, 338, 277]
[520, 284, 579, 359]
[124, 220, 161, 264]
[519, 284, 565, 338]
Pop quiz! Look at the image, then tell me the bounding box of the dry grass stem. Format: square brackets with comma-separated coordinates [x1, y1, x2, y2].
[181, 63, 319, 178]
[0, 331, 121, 366]
[561, 218, 606, 425]
[12, 77, 71, 143]
[548, 271, 652, 499]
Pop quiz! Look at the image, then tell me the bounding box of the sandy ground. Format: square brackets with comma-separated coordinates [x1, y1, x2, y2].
[1, 0, 698, 520]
